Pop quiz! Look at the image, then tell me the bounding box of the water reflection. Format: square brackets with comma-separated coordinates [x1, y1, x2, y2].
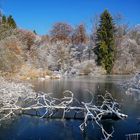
[0, 75, 140, 140]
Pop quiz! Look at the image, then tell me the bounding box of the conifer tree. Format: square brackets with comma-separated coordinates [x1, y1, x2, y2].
[2, 15, 7, 24]
[33, 30, 37, 35]
[94, 10, 116, 74]
[7, 15, 17, 28]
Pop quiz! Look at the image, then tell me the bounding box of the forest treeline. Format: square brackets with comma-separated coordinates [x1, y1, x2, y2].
[0, 10, 140, 79]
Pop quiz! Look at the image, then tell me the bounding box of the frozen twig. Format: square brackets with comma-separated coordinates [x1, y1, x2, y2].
[0, 77, 127, 140]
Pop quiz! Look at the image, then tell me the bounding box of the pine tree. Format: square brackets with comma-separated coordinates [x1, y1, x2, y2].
[33, 30, 37, 35]
[2, 15, 7, 24]
[94, 10, 116, 74]
[7, 15, 17, 28]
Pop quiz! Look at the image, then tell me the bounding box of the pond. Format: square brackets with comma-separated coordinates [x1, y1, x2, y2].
[0, 75, 140, 140]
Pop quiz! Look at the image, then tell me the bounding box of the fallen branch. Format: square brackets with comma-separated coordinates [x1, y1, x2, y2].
[0, 78, 127, 140]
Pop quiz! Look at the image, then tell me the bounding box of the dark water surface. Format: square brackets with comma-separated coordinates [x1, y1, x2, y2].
[0, 75, 140, 140]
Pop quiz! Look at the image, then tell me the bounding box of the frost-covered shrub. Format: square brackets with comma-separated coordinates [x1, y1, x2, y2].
[113, 36, 140, 74]
[68, 60, 106, 76]
[82, 62, 95, 75]
[124, 73, 140, 101]
[0, 77, 36, 107]
[128, 25, 140, 45]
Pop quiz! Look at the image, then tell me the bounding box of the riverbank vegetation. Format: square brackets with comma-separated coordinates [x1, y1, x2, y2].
[0, 10, 140, 80]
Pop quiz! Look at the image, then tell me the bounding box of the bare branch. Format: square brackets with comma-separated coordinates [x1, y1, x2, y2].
[0, 78, 127, 140]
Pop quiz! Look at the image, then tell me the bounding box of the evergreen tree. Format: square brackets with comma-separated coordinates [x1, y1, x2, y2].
[94, 10, 116, 74]
[7, 15, 17, 28]
[2, 15, 7, 24]
[33, 30, 37, 35]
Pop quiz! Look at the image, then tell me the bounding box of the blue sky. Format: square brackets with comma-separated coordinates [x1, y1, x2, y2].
[1, 0, 140, 35]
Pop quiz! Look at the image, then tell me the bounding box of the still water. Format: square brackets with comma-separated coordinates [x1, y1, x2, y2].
[0, 75, 140, 140]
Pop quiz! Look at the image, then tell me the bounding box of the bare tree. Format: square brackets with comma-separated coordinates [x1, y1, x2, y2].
[90, 14, 100, 43]
[72, 24, 87, 45]
[113, 13, 129, 44]
[50, 22, 73, 43]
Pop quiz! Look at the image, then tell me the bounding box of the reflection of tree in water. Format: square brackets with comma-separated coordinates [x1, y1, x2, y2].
[81, 118, 116, 140]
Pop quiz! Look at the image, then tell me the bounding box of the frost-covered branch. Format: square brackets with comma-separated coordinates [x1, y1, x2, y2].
[123, 73, 140, 101]
[0, 78, 127, 140]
